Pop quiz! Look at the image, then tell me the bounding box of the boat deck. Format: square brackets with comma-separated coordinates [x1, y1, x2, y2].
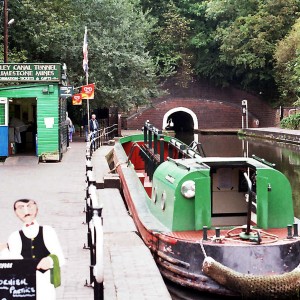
[135, 169, 296, 246]
[165, 227, 297, 245]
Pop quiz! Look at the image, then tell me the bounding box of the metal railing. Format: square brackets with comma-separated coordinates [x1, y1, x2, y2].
[84, 162, 104, 300]
[84, 123, 118, 298]
[87, 123, 118, 157]
[89, 208, 104, 300]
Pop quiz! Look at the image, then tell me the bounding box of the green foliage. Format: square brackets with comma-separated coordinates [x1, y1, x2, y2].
[142, 1, 193, 87]
[3, 0, 300, 109]
[204, 0, 300, 94]
[76, 0, 160, 111]
[274, 19, 300, 105]
[280, 113, 300, 129]
[6, 0, 160, 111]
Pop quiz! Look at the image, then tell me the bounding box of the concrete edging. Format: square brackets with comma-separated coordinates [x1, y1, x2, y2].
[239, 128, 300, 145]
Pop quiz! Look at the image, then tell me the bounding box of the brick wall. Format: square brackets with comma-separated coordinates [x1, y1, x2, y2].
[126, 78, 276, 130]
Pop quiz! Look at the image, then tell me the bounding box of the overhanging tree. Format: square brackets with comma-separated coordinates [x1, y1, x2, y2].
[6, 0, 161, 111]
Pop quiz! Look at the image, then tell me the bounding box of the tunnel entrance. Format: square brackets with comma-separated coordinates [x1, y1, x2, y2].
[166, 111, 194, 132]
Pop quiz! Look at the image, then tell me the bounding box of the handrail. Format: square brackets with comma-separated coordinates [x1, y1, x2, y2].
[88, 123, 118, 156]
[169, 138, 205, 158]
[127, 142, 151, 165]
[188, 141, 206, 157]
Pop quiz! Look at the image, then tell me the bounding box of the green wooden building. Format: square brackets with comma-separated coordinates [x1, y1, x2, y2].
[0, 63, 68, 161]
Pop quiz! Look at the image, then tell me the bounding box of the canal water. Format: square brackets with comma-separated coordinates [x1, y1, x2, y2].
[167, 132, 300, 299]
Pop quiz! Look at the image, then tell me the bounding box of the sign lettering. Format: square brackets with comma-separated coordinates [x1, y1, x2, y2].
[60, 86, 74, 99]
[0, 64, 61, 82]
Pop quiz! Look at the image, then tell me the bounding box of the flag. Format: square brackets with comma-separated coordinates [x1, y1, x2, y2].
[82, 26, 88, 73]
[81, 83, 95, 99]
[72, 93, 82, 105]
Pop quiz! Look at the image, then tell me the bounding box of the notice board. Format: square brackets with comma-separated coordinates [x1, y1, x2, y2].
[0, 259, 38, 300]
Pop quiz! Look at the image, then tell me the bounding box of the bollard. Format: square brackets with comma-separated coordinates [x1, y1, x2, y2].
[92, 210, 104, 300]
[86, 148, 91, 160]
[89, 192, 99, 212]
[215, 227, 220, 238]
[85, 182, 96, 204]
[88, 184, 97, 198]
[85, 160, 93, 174]
[287, 224, 293, 239]
[293, 223, 299, 237]
[87, 170, 96, 187]
[203, 226, 208, 241]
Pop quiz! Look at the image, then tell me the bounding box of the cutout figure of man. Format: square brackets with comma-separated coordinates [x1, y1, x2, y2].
[6, 199, 65, 300]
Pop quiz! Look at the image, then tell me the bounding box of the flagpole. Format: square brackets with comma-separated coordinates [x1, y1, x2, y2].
[83, 26, 90, 136]
[86, 71, 90, 135]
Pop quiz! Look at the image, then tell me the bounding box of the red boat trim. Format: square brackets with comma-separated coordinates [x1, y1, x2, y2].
[158, 234, 178, 245]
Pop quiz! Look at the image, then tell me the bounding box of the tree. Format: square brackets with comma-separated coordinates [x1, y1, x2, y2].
[205, 0, 300, 95]
[274, 18, 300, 105]
[148, 1, 193, 87]
[4, 0, 300, 109]
[5, 0, 161, 111]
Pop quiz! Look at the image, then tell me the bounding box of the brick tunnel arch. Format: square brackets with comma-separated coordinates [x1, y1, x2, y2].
[126, 97, 272, 131]
[126, 78, 276, 131]
[163, 107, 198, 130]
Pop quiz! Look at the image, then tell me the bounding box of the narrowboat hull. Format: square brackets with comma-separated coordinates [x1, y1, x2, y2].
[113, 125, 300, 298]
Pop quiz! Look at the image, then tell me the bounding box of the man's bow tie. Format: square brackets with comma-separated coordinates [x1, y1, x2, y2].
[26, 222, 34, 227]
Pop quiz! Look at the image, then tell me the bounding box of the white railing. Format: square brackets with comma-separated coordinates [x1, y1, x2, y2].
[84, 163, 104, 300]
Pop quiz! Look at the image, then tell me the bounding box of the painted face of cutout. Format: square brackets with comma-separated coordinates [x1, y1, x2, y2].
[15, 201, 38, 224]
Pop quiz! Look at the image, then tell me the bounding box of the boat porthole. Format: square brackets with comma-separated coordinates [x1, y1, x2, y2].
[152, 186, 157, 203]
[161, 191, 166, 210]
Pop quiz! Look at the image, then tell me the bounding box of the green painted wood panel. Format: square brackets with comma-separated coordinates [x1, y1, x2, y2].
[0, 104, 4, 125]
[0, 84, 63, 159]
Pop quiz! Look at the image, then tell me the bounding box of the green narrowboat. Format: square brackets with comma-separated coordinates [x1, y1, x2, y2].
[112, 121, 300, 299]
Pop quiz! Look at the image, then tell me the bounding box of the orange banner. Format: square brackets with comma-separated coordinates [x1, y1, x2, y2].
[81, 83, 95, 99]
[72, 93, 82, 105]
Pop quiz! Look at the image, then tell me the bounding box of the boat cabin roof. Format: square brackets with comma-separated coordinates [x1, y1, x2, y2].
[171, 156, 272, 171]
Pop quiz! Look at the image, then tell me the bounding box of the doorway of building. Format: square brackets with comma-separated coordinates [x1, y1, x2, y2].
[8, 97, 37, 155]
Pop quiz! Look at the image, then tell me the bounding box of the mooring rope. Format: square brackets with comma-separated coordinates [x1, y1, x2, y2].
[199, 239, 207, 258]
[108, 161, 126, 173]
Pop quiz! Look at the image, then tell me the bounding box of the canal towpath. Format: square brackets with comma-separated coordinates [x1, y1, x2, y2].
[240, 127, 300, 144]
[0, 133, 171, 300]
